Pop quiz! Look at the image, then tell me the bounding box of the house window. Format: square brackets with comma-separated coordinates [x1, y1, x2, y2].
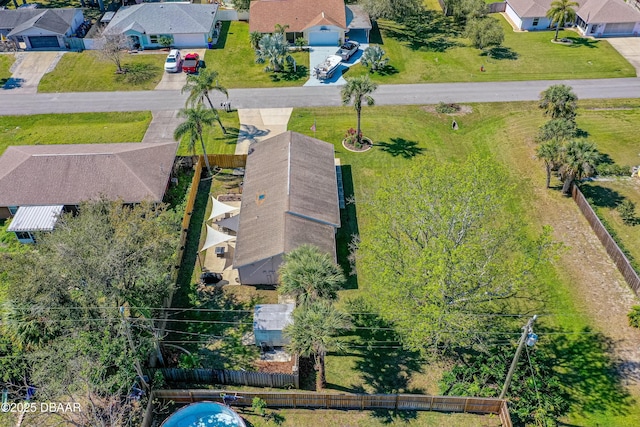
[532, 18, 540, 27]
[149, 35, 159, 44]
[15, 231, 32, 241]
[590, 25, 597, 34]
[8, 206, 18, 215]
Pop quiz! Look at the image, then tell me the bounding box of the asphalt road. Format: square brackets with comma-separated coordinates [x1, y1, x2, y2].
[1, 78, 640, 115]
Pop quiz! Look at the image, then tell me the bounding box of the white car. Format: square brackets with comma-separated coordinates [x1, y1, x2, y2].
[164, 49, 182, 72]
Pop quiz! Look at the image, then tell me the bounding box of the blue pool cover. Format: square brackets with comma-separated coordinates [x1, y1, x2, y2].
[161, 401, 246, 427]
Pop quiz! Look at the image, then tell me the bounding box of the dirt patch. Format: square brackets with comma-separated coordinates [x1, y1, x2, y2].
[254, 359, 296, 374]
[422, 105, 473, 116]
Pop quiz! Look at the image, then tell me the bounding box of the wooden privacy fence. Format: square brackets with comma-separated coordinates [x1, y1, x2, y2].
[572, 184, 640, 296]
[207, 154, 247, 169]
[143, 390, 512, 427]
[148, 368, 298, 389]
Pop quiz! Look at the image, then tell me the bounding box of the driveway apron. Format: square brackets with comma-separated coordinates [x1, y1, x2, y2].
[235, 108, 293, 154]
[142, 110, 184, 144]
[606, 38, 640, 77]
[155, 48, 206, 91]
[2, 51, 64, 94]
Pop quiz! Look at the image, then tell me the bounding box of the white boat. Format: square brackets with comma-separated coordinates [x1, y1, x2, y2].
[314, 55, 342, 80]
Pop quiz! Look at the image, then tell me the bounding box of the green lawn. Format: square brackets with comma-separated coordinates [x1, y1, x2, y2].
[38, 51, 165, 92]
[0, 54, 15, 85]
[0, 112, 152, 155]
[347, 13, 635, 83]
[287, 100, 640, 426]
[204, 21, 310, 88]
[175, 112, 241, 156]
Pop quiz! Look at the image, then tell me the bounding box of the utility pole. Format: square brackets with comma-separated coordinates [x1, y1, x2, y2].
[499, 314, 538, 399]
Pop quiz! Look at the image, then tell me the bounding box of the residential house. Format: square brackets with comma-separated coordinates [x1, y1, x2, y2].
[233, 131, 341, 285]
[253, 303, 295, 347]
[0, 8, 84, 49]
[249, 0, 371, 45]
[505, 0, 640, 36]
[0, 142, 178, 243]
[103, 3, 219, 49]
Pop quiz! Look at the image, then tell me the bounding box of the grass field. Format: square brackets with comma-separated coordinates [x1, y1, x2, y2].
[286, 100, 640, 426]
[0, 112, 152, 155]
[0, 54, 15, 85]
[347, 13, 635, 83]
[205, 21, 310, 88]
[38, 51, 165, 92]
[175, 111, 241, 156]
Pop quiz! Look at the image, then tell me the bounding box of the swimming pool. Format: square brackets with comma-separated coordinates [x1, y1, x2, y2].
[161, 401, 246, 427]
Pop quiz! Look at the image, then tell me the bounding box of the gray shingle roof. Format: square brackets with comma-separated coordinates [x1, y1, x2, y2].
[0, 142, 178, 207]
[0, 9, 79, 36]
[104, 3, 218, 36]
[234, 131, 340, 268]
[577, 0, 640, 24]
[507, 0, 556, 18]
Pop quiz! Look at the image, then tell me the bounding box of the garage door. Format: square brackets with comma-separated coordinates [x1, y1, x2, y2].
[308, 31, 339, 46]
[173, 34, 205, 48]
[28, 36, 59, 49]
[604, 22, 636, 35]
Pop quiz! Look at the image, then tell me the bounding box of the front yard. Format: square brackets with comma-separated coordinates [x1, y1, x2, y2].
[204, 21, 310, 88]
[0, 53, 15, 85]
[0, 112, 151, 155]
[38, 51, 165, 92]
[175, 112, 241, 156]
[347, 12, 635, 83]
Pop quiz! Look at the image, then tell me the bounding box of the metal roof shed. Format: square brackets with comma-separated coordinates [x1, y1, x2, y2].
[253, 304, 295, 347]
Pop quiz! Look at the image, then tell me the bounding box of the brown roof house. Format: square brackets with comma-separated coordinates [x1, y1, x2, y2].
[505, 0, 640, 36]
[233, 131, 340, 285]
[249, 0, 371, 45]
[0, 142, 178, 243]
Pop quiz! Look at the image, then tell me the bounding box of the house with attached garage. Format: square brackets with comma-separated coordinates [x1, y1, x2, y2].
[0, 8, 84, 49]
[505, 0, 640, 36]
[249, 0, 371, 45]
[102, 3, 219, 49]
[233, 131, 341, 285]
[0, 142, 178, 243]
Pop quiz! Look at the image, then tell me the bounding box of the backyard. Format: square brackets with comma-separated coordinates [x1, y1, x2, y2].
[347, 12, 635, 83]
[38, 51, 165, 92]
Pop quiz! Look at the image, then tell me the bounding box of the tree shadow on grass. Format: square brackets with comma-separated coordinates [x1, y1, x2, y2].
[269, 65, 308, 82]
[381, 11, 463, 52]
[336, 165, 359, 291]
[579, 184, 624, 209]
[564, 37, 599, 49]
[542, 327, 635, 417]
[481, 46, 519, 60]
[376, 138, 424, 159]
[371, 64, 399, 76]
[213, 20, 231, 49]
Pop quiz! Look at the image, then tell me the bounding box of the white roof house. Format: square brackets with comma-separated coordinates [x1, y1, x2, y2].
[103, 3, 219, 48]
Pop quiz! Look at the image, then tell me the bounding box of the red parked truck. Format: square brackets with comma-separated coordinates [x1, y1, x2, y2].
[182, 53, 200, 74]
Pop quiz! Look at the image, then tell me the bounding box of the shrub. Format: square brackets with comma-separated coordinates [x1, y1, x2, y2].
[295, 37, 307, 50]
[158, 35, 174, 49]
[344, 128, 363, 148]
[251, 397, 267, 416]
[596, 163, 631, 177]
[617, 199, 637, 225]
[629, 306, 640, 328]
[361, 45, 389, 72]
[121, 62, 157, 84]
[436, 102, 461, 114]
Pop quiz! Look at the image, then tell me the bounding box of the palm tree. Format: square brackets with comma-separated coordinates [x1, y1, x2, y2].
[361, 46, 390, 72]
[274, 23, 290, 35]
[536, 140, 561, 189]
[255, 33, 293, 72]
[539, 84, 578, 121]
[546, 0, 579, 42]
[174, 106, 217, 176]
[559, 140, 600, 194]
[284, 301, 352, 391]
[278, 244, 345, 306]
[249, 31, 263, 51]
[341, 75, 378, 144]
[535, 118, 577, 144]
[182, 69, 229, 134]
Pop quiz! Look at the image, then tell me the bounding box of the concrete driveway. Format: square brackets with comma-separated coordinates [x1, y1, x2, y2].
[2, 52, 64, 94]
[606, 38, 640, 77]
[142, 110, 184, 144]
[155, 48, 206, 91]
[235, 108, 293, 154]
[304, 43, 368, 86]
